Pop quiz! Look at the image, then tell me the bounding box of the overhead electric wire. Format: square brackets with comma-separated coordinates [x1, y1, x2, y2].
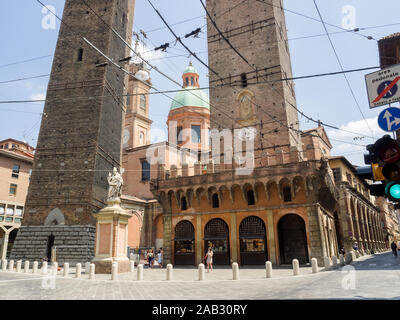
[312, 0, 374, 137]
[0, 54, 53, 69]
[255, 0, 375, 41]
[0, 74, 49, 85]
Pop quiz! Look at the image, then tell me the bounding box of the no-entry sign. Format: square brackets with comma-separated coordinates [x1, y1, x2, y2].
[365, 64, 400, 108]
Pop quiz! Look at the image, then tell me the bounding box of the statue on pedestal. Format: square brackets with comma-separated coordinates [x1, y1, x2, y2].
[107, 167, 124, 202]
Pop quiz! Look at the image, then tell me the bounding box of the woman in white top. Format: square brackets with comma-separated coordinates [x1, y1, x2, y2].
[206, 247, 213, 272]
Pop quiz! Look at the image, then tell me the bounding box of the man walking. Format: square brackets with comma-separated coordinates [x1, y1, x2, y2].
[391, 240, 398, 257]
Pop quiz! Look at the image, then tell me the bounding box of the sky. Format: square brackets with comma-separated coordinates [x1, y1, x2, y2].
[1, 0, 400, 166]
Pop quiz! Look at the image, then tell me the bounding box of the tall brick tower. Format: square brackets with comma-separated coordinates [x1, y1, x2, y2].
[11, 0, 135, 264]
[206, 0, 303, 165]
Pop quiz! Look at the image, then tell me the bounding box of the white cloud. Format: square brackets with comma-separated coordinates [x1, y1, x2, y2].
[31, 92, 45, 101]
[326, 117, 389, 165]
[130, 41, 166, 67]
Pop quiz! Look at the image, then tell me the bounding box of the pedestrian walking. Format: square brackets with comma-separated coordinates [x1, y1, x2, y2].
[148, 249, 154, 268]
[206, 247, 213, 273]
[157, 248, 163, 268]
[352, 242, 359, 251]
[391, 240, 398, 257]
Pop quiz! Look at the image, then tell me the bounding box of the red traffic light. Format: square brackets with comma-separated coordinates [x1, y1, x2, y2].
[378, 142, 400, 163]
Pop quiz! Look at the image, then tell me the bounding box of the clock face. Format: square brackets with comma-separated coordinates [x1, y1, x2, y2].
[123, 128, 130, 145]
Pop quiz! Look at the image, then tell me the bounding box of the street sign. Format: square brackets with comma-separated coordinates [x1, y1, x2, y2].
[365, 64, 400, 108]
[377, 107, 400, 132]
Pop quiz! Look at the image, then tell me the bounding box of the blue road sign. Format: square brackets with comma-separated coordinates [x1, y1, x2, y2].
[378, 107, 400, 132]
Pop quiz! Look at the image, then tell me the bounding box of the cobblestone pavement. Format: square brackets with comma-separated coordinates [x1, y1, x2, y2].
[0, 250, 399, 300]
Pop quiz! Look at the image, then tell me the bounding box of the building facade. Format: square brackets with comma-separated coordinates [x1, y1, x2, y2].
[0, 139, 34, 260]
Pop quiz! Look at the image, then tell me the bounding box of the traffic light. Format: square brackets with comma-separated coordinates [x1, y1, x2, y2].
[364, 134, 400, 201]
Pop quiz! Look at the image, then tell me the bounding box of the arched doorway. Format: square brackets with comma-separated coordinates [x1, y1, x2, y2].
[239, 216, 267, 265]
[204, 218, 230, 265]
[278, 214, 309, 264]
[333, 212, 343, 251]
[174, 220, 195, 265]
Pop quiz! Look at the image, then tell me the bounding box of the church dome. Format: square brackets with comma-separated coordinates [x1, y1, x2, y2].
[170, 62, 209, 110]
[170, 87, 210, 110]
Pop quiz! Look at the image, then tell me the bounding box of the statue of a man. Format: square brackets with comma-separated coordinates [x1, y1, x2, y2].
[107, 167, 124, 201]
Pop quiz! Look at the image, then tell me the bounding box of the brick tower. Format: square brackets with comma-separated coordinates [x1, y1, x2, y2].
[11, 0, 135, 265]
[206, 0, 303, 165]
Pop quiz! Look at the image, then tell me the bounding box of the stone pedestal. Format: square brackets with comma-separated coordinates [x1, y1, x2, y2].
[92, 198, 132, 274]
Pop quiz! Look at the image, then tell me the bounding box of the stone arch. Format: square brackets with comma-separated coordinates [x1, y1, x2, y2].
[254, 181, 266, 203]
[293, 176, 306, 197]
[230, 184, 242, 203]
[266, 180, 278, 201]
[44, 208, 65, 226]
[279, 178, 292, 202]
[195, 187, 206, 206]
[207, 186, 219, 207]
[239, 216, 267, 265]
[204, 218, 230, 265]
[218, 185, 231, 204]
[277, 213, 309, 264]
[242, 183, 256, 204]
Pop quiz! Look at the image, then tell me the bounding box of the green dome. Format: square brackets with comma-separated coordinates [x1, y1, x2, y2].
[183, 63, 198, 74]
[170, 87, 210, 110]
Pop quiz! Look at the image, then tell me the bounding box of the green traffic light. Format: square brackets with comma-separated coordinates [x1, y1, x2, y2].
[386, 182, 400, 200]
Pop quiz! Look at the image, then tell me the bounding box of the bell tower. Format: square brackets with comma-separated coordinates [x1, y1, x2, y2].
[11, 0, 135, 265]
[206, 0, 303, 164]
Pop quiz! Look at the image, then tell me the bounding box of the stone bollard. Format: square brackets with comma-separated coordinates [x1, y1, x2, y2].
[75, 263, 81, 278]
[265, 261, 272, 278]
[339, 254, 345, 266]
[351, 251, 357, 261]
[332, 256, 338, 268]
[324, 257, 331, 270]
[8, 260, 14, 272]
[1, 260, 6, 271]
[52, 262, 58, 276]
[85, 262, 90, 274]
[345, 251, 353, 264]
[232, 262, 240, 280]
[89, 264, 95, 280]
[16, 260, 22, 272]
[63, 263, 69, 277]
[130, 261, 135, 273]
[24, 261, 30, 273]
[111, 262, 118, 281]
[166, 264, 173, 281]
[32, 261, 38, 274]
[198, 263, 205, 281]
[137, 264, 143, 281]
[292, 259, 299, 276]
[311, 258, 318, 273]
[41, 261, 48, 275]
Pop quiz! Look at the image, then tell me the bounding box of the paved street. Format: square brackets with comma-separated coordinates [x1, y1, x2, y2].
[0, 251, 399, 300]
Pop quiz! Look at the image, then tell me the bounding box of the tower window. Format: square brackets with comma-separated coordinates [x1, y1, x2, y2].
[283, 186, 292, 202]
[241, 73, 247, 88]
[185, 78, 189, 86]
[141, 160, 150, 181]
[126, 95, 130, 108]
[181, 197, 187, 211]
[139, 131, 145, 145]
[191, 77, 194, 86]
[191, 125, 201, 143]
[247, 190, 255, 205]
[77, 48, 84, 62]
[212, 193, 219, 208]
[140, 94, 146, 113]
[177, 126, 183, 144]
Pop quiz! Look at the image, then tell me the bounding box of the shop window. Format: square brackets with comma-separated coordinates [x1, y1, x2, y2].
[9, 184, 17, 196]
[12, 164, 20, 178]
[283, 186, 292, 202]
[212, 193, 219, 208]
[247, 190, 255, 205]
